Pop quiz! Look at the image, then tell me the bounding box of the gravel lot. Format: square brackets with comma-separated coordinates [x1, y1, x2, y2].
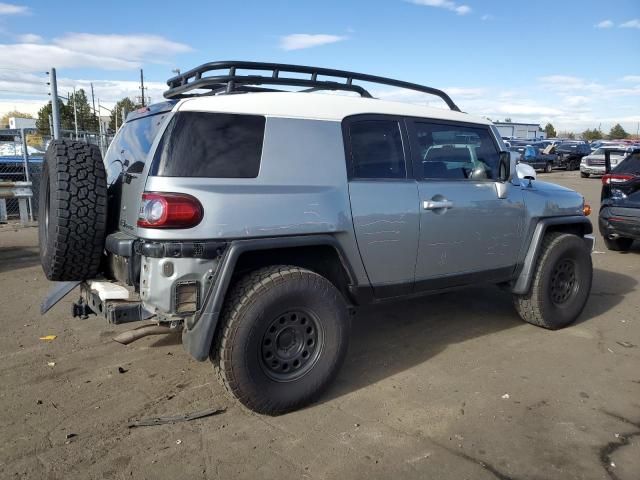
[1, 170, 639, 480]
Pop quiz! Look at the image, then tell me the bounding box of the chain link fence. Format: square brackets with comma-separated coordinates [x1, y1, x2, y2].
[0, 129, 113, 224]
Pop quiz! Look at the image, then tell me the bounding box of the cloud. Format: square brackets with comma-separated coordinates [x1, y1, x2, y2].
[538, 75, 604, 93]
[0, 33, 192, 71]
[16, 33, 42, 43]
[409, 0, 472, 15]
[279, 33, 347, 50]
[622, 75, 640, 82]
[594, 19, 613, 28]
[0, 2, 28, 15]
[53, 33, 191, 60]
[619, 19, 640, 29]
[481, 14, 494, 21]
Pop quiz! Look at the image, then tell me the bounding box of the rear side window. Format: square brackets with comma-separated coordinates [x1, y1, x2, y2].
[613, 153, 640, 175]
[348, 120, 406, 179]
[152, 112, 265, 178]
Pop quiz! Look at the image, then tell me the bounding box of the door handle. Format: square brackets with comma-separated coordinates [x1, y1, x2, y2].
[423, 200, 453, 210]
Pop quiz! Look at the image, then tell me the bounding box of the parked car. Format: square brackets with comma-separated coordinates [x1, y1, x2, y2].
[517, 144, 558, 173]
[599, 147, 640, 251]
[555, 142, 591, 170]
[38, 61, 595, 414]
[580, 146, 627, 177]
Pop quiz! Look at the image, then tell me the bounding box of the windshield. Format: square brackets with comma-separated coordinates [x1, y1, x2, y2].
[593, 148, 626, 156]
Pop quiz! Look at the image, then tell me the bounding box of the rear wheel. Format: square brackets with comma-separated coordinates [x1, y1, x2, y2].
[212, 265, 350, 415]
[603, 236, 633, 252]
[544, 162, 553, 173]
[580, 172, 589, 178]
[513, 233, 592, 329]
[38, 140, 107, 281]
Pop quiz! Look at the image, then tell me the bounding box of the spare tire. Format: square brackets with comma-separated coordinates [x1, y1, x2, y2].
[39, 140, 107, 281]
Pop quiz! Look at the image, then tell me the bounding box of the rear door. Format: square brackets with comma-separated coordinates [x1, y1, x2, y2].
[408, 119, 526, 289]
[344, 115, 419, 297]
[104, 102, 174, 233]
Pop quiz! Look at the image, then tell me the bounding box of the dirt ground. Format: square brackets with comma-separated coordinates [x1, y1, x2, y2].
[1, 170, 639, 480]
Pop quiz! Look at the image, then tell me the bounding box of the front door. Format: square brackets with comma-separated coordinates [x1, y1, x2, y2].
[345, 116, 419, 297]
[407, 119, 526, 289]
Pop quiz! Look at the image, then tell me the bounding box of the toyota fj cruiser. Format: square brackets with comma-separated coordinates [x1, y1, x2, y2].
[39, 61, 594, 415]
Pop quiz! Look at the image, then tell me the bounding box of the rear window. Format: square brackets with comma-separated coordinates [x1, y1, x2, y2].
[151, 112, 265, 178]
[105, 112, 170, 184]
[613, 153, 640, 175]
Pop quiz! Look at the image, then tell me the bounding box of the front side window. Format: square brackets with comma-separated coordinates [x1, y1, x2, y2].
[348, 120, 406, 179]
[412, 122, 500, 180]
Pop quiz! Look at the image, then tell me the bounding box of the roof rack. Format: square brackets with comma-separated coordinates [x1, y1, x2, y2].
[164, 61, 461, 111]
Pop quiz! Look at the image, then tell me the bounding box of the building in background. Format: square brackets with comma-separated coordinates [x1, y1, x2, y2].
[9, 117, 36, 130]
[494, 122, 545, 140]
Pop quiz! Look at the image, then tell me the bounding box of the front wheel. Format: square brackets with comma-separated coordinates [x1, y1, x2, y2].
[544, 162, 553, 173]
[212, 265, 350, 415]
[513, 233, 592, 329]
[580, 172, 589, 178]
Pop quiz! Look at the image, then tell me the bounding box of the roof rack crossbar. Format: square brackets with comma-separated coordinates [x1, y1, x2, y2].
[164, 61, 460, 111]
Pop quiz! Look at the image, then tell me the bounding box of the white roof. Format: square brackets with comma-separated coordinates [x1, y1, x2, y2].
[177, 91, 490, 125]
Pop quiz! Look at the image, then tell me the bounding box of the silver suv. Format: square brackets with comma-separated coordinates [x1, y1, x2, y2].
[39, 61, 595, 415]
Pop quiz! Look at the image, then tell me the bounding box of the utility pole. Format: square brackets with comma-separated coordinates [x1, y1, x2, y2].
[90, 82, 97, 127]
[97, 98, 104, 157]
[48, 68, 61, 139]
[140, 69, 146, 107]
[121, 107, 126, 126]
[72, 87, 79, 139]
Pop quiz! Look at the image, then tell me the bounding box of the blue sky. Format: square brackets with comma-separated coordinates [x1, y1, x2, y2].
[0, 0, 639, 133]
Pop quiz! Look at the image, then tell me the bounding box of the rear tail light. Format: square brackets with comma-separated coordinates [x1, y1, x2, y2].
[602, 173, 634, 185]
[137, 192, 203, 229]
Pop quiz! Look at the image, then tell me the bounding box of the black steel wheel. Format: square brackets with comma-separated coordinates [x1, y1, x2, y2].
[549, 259, 577, 304]
[212, 265, 349, 415]
[260, 309, 324, 382]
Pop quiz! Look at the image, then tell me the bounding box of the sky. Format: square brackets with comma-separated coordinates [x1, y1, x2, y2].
[0, 0, 639, 134]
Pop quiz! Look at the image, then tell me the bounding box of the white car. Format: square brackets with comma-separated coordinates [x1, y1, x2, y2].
[580, 146, 627, 177]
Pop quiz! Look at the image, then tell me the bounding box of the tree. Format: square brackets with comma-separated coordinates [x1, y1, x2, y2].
[35, 89, 98, 135]
[544, 123, 557, 138]
[504, 117, 512, 123]
[36, 100, 68, 134]
[567, 132, 576, 140]
[69, 89, 98, 132]
[109, 97, 137, 131]
[0, 110, 34, 128]
[582, 128, 602, 141]
[609, 123, 628, 139]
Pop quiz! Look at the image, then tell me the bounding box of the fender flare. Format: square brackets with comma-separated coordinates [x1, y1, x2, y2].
[182, 235, 357, 361]
[511, 216, 593, 295]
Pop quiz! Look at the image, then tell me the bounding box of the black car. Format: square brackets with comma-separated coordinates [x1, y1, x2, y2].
[512, 144, 558, 172]
[555, 142, 591, 170]
[599, 148, 640, 251]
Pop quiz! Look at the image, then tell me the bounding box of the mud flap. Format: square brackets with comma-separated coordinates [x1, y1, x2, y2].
[41, 281, 81, 314]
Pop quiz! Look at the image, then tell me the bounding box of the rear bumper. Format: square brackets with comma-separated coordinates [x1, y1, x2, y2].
[599, 208, 640, 240]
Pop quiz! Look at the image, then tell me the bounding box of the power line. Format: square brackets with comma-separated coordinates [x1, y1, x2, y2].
[0, 90, 50, 96]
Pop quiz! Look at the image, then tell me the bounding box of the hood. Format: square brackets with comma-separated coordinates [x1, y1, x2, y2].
[532, 180, 576, 194]
[522, 180, 585, 218]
